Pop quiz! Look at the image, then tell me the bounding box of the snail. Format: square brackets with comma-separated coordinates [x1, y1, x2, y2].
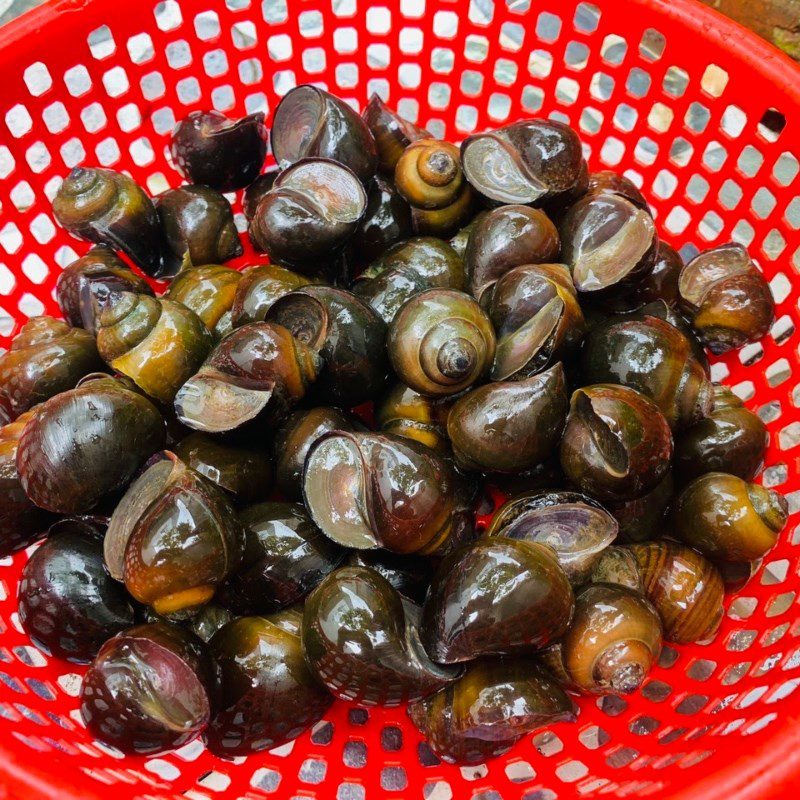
[362, 92, 429, 174]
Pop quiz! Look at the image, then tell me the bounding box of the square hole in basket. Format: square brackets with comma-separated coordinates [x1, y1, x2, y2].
[640, 27, 666, 61]
[663, 65, 689, 97]
[600, 33, 627, 65]
[262, 0, 288, 24]
[774, 152, 799, 186]
[195, 11, 220, 41]
[702, 140, 728, 171]
[752, 187, 778, 220]
[613, 103, 637, 132]
[94, 137, 121, 166]
[239, 58, 263, 85]
[580, 107, 604, 136]
[521, 86, 544, 114]
[102, 66, 130, 98]
[366, 43, 390, 69]
[722, 104, 748, 138]
[685, 102, 710, 134]
[670, 136, 694, 167]
[556, 77, 580, 106]
[399, 63, 421, 88]
[647, 102, 674, 133]
[399, 27, 423, 55]
[203, 49, 228, 78]
[176, 76, 201, 104]
[788, 198, 800, 230]
[333, 26, 357, 54]
[465, 34, 489, 63]
[528, 49, 553, 79]
[626, 67, 651, 98]
[166, 40, 192, 70]
[590, 72, 614, 102]
[536, 12, 562, 43]
[719, 178, 743, 210]
[155, 0, 182, 31]
[574, 2, 601, 32]
[23, 62, 53, 97]
[456, 104, 479, 132]
[652, 168, 678, 200]
[461, 70, 483, 96]
[564, 40, 589, 70]
[303, 47, 326, 74]
[64, 65, 92, 97]
[299, 9, 324, 38]
[494, 57, 517, 85]
[686, 174, 709, 204]
[42, 102, 69, 134]
[433, 9, 458, 38]
[738, 144, 764, 177]
[701, 63, 729, 98]
[127, 32, 154, 64]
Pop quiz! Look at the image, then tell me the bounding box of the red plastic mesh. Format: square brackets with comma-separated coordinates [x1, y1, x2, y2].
[0, 0, 799, 798]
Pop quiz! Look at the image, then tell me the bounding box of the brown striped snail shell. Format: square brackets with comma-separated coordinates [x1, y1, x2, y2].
[395, 138, 466, 210]
[376, 382, 452, 453]
[589, 545, 643, 592]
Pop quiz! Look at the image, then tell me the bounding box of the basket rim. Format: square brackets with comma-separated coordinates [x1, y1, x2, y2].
[0, 0, 799, 798]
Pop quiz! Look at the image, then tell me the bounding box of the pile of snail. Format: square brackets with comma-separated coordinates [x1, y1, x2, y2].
[2, 85, 788, 765]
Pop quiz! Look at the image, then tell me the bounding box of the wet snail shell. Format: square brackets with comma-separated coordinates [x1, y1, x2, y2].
[248, 158, 367, 269]
[586, 171, 650, 211]
[631, 240, 684, 308]
[96, 291, 214, 403]
[271, 84, 378, 183]
[673, 385, 768, 484]
[18, 517, 136, 662]
[354, 236, 465, 325]
[351, 174, 413, 266]
[243, 168, 278, 223]
[611, 472, 674, 544]
[185, 604, 234, 643]
[461, 119, 586, 205]
[170, 109, 267, 192]
[273, 406, 363, 500]
[265, 285, 389, 406]
[589, 545, 643, 592]
[672, 472, 788, 563]
[56, 245, 154, 335]
[303, 430, 457, 555]
[0, 316, 103, 421]
[678, 243, 775, 353]
[302, 566, 460, 706]
[223, 501, 345, 615]
[155, 185, 243, 277]
[559, 384, 673, 503]
[230, 263, 322, 328]
[206, 613, 332, 756]
[395, 138, 465, 210]
[362, 92, 430, 175]
[561, 584, 662, 695]
[410, 181, 474, 237]
[173, 322, 322, 433]
[447, 363, 568, 474]
[173, 431, 272, 504]
[489, 263, 586, 380]
[80, 622, 216, 755]
[408, 657, 574, 765]
[560, 192, 657, 295]
[387, 288, 496, 397]
[421, 538, 574, 663]
[485, 489, 618, 584]
[104, 451, 244, 616]
[580, 313, 714, 430]
[0, 409, 57, 556]
[52, 167, 163, 275]
[449, 211, 488, 260]
[376, 382, 453, 453]
[16, 375, 165, 514]
[631, 541, 725, 644]
[165, 264, 243, 340]
[346, 549, 436, 605]
[465, 204, 560, 303]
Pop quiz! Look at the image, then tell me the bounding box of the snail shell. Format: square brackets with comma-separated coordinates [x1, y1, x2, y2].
[351, 173, 413, 266]
[376, 382, 452, 453]
[52, 167, 163, 275]
[362, 92, 430, 175]
[395, 138, 465, 210]
[387, 288, 496, 397]
[589, 545, 643, 592]
[631, 541, 725, 644]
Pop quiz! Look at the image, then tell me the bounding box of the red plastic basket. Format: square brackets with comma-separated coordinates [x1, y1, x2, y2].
[0, 0, 799, 797]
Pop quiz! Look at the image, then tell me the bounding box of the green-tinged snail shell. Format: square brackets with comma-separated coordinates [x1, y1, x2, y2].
[672, 472, 787, 563]
[186, 604, 234, 643]
[387, 288, 495, 396]
[421, 538, 574, 663]
[16, 375, 165, 514]
[489, 263, 586, 380]
[408, 657, 574, 765]
[53, 167, 163, 275]
[223, 501, 345, 614]
[56, 246, 154, 335]
[560, 385, 673, 503]
[165, 265, 243, 340]
[18, 517, 136, 662]
[354, 236, 465, 325]
[170, 109, 267, 191]
[631, 240, 683, 307]
[303, 430, 457, 555]
[449, 211, 488, 260]
[465, 204, 560, 303]
[0, 316, 102, 420]
[485, 490, 618, 584]
[674, 385, 768, 483]
[174, 322, 321, 433]
[631, 541, 725, 644]
[346, 549, 436, 605]
[561, 584, 662, 695]
[560, 192, 657, 295]
[243, 169, 278, 222]
[104, 451, 244, 616]
[273, 406, 362, 500]
[461, 119, 586, 205]
[205, 613, 332, 756]
[448, 363, 568, 473]
[155, 186, 242, 277]
[230, 263, 322, 328]
[271, 85, 378, 183]
[351, 174, 413, 265]
[96, 292, 213, 403]
[266, 285, 389, 406]
[302, 566, 460, 706]
[80, 622, 216, 754]
[586, 171, 650, 211]
[376, 382, 453, 453]
[580, 313, 713, 429]
[248, 159, 367, 269]
[410, 182, 475, 237]
[611, 472, 674, 543]
[362, 93, 430, 174]
[678, 243, 775, 353]
[174, 432, 272, 504]
[395, 138, 465, 210]
[0, 410, 57, 555]
[589, 546, 643, 591]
